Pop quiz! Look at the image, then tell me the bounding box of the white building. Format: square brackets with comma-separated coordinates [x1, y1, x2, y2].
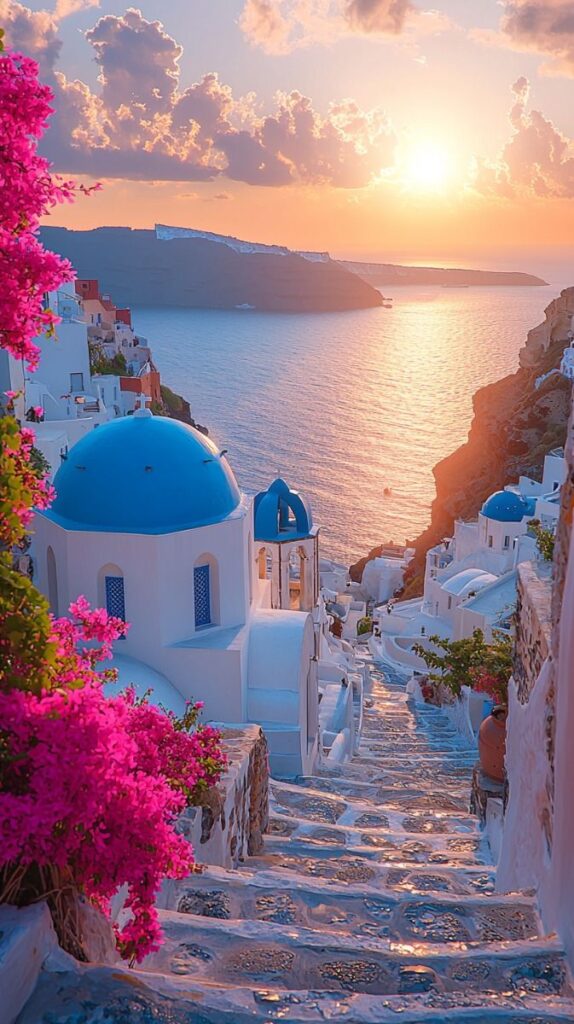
[371, 450, 566, 670]
[559, 315, 574, 381]
[89, 319, 153, 377]
[17, 290, 111, 477]
[9, 286, 165, 478]
[33, 410, 322, 777]
[361, 544, 415, 604]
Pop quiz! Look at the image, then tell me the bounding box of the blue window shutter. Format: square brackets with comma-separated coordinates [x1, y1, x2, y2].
[105, 575, 126, 622]
[194, 564, 211, 627]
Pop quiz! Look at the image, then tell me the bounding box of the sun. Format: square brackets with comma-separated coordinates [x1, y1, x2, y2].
[402, 140, 452, 193]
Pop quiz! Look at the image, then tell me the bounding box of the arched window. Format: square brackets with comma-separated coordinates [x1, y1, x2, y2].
[194, 564, 211, 627]
[288, 546, 308, 610]
[258, 546, 269, 580]
[248, 531, 253, 601]
[47, 546, 58, 616]
[105, 575, 126, 622]
[98, 564, 126, 633]
[194, 554, 220, 629]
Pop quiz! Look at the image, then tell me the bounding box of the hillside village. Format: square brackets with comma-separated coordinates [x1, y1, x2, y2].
[3, 266, 574, 1023]
[2, 29, 574, 1021]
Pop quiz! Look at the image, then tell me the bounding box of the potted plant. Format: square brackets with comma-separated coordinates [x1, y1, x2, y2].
[471, 669, 509, 782]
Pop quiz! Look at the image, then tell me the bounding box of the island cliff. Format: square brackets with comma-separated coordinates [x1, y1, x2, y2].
[340, 260, 547, 288]
[40, 227, 383, 313]
[351, 287, 574, 592]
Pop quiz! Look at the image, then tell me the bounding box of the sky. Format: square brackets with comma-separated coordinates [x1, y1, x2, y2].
[3, 0, 574, 267]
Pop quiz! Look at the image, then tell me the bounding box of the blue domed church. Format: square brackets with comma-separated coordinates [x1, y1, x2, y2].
[34, 409, 319, 776]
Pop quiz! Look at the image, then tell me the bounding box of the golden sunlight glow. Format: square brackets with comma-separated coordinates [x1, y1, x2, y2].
[402, 140, 453, 193]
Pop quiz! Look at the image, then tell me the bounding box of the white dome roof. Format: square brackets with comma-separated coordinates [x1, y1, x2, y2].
[442, 568, 497, 598]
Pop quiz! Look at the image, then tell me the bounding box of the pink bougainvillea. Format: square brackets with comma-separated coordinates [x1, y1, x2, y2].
[0, 50, 100, 370]
[0, 601, 226, 963]
[471, 670, 508, 706]
[0, 45, 226, 965]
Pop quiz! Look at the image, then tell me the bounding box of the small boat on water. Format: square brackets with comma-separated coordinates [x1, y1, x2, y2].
[235, 302, 256, 310]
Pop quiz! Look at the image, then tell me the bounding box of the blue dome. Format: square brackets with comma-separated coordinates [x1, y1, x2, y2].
[481, 490, 529, 523]
[43, 411, 241, 534]
[254, 477, 313, 542]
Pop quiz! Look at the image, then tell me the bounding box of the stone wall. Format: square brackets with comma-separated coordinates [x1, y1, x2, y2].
[498, 394, 574, 896]
[544, 404, 574, 845]
[175, 723, 269, 872]
[513, 561, 552, 704]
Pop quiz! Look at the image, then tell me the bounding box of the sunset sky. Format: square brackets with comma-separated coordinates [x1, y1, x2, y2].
[3, 0, 574, 266]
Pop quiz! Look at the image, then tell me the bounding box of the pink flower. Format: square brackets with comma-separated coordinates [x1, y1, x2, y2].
[0, 596, 227, 962]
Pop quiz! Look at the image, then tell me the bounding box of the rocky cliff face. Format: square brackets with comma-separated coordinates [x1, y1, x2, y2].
[40, 227, 383, 313]
[351, 287, 574, 593]
[519, 288, 574, 368]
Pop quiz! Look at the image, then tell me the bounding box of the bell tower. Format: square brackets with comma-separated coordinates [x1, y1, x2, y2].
[253, 478, 319, 612]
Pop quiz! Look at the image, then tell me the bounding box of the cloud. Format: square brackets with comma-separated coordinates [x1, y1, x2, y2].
[344, 0, 413, 35]
[53, 0, 100, 20]
[239, 0, 337, 54]
[503, 1, 574, 75]
[2, 3, 396, 188]
[475, 2, 574, 77]
[85, 8, 181, 114]
[238, 0, 438, 54]
[1, 2, 61, 73]
[238, 0, 297, 55]
[473, 77, 574, 198]
[218, 92, 395, 186]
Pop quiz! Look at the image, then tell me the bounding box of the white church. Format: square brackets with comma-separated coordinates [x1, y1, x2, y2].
[33, 407, 328, 777]
[371, 448, 566, 671]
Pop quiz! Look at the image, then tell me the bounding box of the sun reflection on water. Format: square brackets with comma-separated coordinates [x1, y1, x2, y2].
[134, 285, 553, 564]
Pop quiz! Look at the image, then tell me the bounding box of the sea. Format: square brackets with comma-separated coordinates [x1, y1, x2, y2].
[133, 279, 570, 567]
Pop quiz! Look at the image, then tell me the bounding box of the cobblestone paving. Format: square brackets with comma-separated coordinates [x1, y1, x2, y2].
[20, 651, 574, 1023]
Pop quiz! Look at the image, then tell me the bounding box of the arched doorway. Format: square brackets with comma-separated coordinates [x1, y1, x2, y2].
[47, 546, 58, 616]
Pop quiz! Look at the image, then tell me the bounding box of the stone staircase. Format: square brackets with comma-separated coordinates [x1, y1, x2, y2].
[19, 654, 574, 1023]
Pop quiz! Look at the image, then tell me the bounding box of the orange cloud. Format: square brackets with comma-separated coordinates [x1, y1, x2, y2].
[473, 77, 574, 197]
[238, 0, 448, 54]
[53, 0, 99, 20]
[475, 1, 574, 77]
[4, 3, 397, 187]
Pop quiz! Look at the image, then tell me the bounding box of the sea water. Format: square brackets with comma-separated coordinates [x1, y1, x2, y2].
[133, 283, 564, 565]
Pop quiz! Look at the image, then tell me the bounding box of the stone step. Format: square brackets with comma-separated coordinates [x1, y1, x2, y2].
[19, 963, 574, 1024]
[294, 774, 470, 805]
[269, 781, 480, 834]
[322, 750, 479, 770]
[169, 865, 540, 944]
[259, 828, 490, 868]
[243, 848, 496, 884]
[138, 909, 572, 999]
[239, 846, 497, 893]
[22, 656, 565, 1024]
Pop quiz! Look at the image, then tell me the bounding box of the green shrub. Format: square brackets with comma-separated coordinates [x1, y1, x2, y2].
[412, 629, 512, 699]
[90, 346, 128, 376]
[357, 616, 373, 635]
[527, 518, 555, 562]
